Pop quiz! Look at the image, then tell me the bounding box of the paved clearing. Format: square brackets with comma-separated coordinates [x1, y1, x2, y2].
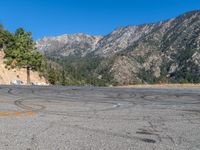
[0, 86, 200, 150]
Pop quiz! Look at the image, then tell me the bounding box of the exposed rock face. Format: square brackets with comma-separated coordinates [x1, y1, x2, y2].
[36, 10, 200, 85]
[110, 56, 142, 85]
[94, 24, 158, 57]
[36, 34, 102, 57]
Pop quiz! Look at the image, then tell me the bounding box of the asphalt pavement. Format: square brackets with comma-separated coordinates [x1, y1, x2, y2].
[0, 85, 200, 150]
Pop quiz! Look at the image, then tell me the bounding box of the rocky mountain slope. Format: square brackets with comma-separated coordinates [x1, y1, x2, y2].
[108, 10, 200, 84]
[36, 34, 102, 57]
[36, 10, 200, 85]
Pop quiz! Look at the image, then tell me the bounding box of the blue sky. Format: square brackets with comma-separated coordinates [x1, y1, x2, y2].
[0, 0, 200, 39]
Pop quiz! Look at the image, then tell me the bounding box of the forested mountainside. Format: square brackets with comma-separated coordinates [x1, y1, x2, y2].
[36, 10, 200, 85]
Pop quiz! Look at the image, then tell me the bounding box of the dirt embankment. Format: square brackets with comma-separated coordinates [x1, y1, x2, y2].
[0, 50, 47, 85]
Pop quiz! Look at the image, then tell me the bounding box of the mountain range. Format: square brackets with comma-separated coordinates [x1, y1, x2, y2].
[36, 10, 200, 85]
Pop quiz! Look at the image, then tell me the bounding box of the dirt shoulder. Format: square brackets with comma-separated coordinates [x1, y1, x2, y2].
[116, 84, 200, 89]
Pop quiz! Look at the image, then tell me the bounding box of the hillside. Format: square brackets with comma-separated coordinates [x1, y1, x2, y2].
[0, 51, 47, 85]
[36, 10, 200, 86]
[108, 10, 200, 84]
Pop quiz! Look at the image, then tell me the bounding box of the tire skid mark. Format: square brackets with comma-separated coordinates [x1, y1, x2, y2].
[14, 98, 46, 112]
[58, 123, 157, 144]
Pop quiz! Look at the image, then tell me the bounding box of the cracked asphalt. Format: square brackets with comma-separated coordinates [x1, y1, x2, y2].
[0, 85, 200, 150]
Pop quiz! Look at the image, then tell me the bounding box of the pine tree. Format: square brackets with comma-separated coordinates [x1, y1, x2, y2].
[4, 28, 43, 84]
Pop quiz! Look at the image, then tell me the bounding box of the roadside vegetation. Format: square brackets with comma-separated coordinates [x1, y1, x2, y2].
[0, 24, 60, 85]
